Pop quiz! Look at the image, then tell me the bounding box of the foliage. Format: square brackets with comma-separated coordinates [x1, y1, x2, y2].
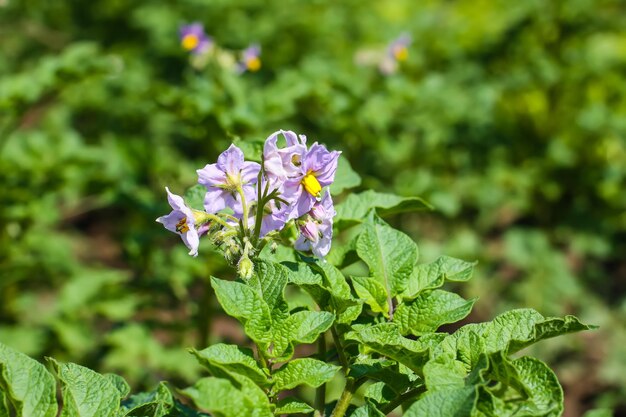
[1, 0, 624, 413]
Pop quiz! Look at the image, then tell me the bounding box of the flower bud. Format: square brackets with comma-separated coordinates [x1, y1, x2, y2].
[237, 255, 254, 280]
[300, 220, 320, 243]
[310, 202, 327, 221]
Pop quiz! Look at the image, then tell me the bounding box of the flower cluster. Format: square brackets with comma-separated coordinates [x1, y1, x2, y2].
[157, 130, 340, 276]
[179, 23, 261, 73]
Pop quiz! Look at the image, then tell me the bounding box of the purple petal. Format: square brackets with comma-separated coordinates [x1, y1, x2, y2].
[197, 163, 227, 187]
[203, 188, 227, 213]
[240, 161, 261, 184]
[217, 144, 245, 176]
[181, 228, 200, 257]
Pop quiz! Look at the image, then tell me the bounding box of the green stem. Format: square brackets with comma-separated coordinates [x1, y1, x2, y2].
[236, 186, 250, 234]
[379, 385, 426, 414]
[330, 378, 356, 417]
[315, 334, 327, 415]
[331, 325, 349, 372]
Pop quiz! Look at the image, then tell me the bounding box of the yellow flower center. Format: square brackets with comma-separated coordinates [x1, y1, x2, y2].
[246, 56, 261, 72]
[182, 34, 199, 51]
[393, 46, 408, 62]
[302, 172, 322, 197]
[176, 218, 190, 233]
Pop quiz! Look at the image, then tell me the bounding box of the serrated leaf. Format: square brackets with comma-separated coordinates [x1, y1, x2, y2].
[183, 184, 206, 211]
[394, 290, 476, 336]
[349, 402, 386, 417]
[192, 344, 268, 387]
[356, 214, 418, 297]
[403, 386, 476, 417]
[105, 373, 130, 398]
[474, 355, 564, 417]
[210, 277, 273, 348]
[272, 358, 340, 391]
[364, 382, 395, 406]
[331, 157, 362, 194]
[507, 315, 596, 354]
[121, 382, 173, 416]
[346, 323, 433, 373]
[51, 359, 123, 417]
[335, 191, 432, 227]
[274, 398, 315, 415]
[310, 261, 363, 324]
[182, 377, 272, 417]
[351, 276, 389, 316]
[423, 355, 467, 392]
[349, 359, 415, 394]
[403, 256, 477, 299]
[0, 343, 57, 417]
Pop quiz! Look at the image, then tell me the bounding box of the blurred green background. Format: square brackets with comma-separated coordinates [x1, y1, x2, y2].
[1, 0, 625, 415]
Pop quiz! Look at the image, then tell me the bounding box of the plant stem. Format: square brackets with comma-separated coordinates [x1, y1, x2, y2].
[330, 377, 356, 417]
[315, 334, 327, 415]
[330, 325, 349, 372]
[379, 385, 426, 414]
[236, 186, 250, 234]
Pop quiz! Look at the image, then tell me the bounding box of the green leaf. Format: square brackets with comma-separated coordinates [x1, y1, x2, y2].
[507, 314, 596, 354]
[364, 382, 396, 406]
[274, 398, 315, 415]
[346, 323, 434, 373]
[50, 359, 124, 417]
[349, 403, 386, 417]
[0, 342, 57, 417]
[182, 377, 272, 417]
[210, 277, 273, 348]
[393, 290, 476, 336]
[351, 276, 389, 317]
[349, 359, 415, 394]
[331, 157, 362, 194]
[402, 256, 477, 299]
[272, 358, 340, 391]
[284, 310, 335, 344]
[473, 355, 564, 417]
[356, 214, 418, 297]
[403, 386, 476, 417]
[335, 191, 432, 227]
[438, 309, 593, 360]
[121, 382, 173, 416]
[191, 344, 268, 387]
[510, 357, 563, 416]
[105, 373, 130, 398]
[423, 355, 467, 392]
[183, 184, 206, 211]
[310, 261, 363, 324]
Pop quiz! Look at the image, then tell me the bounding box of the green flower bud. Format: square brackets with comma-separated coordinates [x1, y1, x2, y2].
[237, 255, 254, 280]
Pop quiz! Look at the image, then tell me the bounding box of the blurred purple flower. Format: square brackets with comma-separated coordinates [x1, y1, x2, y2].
[179, 23, 213, 54]
[197, 144, 260, 216]
[237, 44, 262, 73]
[295, 190, 335, 257]
[156, 187, 200, 256]
[379, 33, 411, 75]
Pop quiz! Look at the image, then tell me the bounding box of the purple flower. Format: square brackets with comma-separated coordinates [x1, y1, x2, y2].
[237, 44, 262, 73]
[263, 130, 308, 182]
[283, 142, 340, 219]
[197, 144, 260, 216]
[179, 23, 213, 54]
[156, 187, 201, 256]
[295, 190, 335, 257]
